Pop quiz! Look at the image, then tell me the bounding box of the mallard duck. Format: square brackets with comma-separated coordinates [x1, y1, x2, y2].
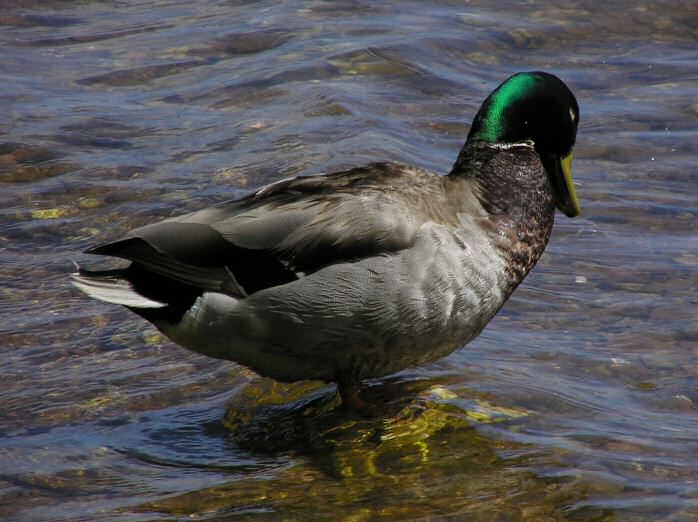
[73, 71, 580, 410]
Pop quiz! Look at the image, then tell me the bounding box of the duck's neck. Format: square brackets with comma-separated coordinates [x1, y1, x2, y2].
[449, 141, 556, 286]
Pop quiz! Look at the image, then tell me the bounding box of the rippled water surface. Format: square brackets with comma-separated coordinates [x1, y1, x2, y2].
[1, 1, 697, 520]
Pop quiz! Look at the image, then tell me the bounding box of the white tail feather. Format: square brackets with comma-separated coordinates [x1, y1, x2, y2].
[71, 273, 167, 308]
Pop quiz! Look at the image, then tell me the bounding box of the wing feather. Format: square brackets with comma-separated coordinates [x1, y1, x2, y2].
[85, 163, 429, 297]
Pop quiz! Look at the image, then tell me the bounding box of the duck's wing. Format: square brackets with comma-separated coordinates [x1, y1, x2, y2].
[83, 163, 427, 298]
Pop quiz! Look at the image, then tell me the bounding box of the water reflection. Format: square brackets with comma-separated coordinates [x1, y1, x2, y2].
[131, 377, 610, 521]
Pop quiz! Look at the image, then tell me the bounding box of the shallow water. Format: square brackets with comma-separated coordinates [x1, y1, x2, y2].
[1, 1, 697, 520]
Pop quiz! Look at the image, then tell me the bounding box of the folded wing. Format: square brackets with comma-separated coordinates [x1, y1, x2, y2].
[75, 164, 425, 310]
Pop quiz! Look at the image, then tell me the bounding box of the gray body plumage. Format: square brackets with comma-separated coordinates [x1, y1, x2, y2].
[73, 142, 555, 385]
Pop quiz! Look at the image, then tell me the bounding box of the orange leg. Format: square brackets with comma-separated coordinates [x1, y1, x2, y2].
[337, 381, 382, 417]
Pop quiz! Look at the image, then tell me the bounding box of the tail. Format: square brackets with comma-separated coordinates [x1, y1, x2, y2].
[71, 232, 245, 323]
[71, 267, 167, 309]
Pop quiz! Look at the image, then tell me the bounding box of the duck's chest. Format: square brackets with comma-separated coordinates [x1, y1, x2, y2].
[439, 224, 512, 335]
[423, 204, 554, 337]
[377, 222, 512, 346]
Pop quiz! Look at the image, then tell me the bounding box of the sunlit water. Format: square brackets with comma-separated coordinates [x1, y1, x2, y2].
[1, 1, 697, 520]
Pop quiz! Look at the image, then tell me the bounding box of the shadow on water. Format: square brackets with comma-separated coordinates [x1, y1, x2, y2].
[125, 377, 614, 521]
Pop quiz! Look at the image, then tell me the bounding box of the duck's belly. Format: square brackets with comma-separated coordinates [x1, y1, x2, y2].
[158, 225, 510, 383]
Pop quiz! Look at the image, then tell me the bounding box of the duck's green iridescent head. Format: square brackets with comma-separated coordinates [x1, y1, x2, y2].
[468, 71, 581, 217]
